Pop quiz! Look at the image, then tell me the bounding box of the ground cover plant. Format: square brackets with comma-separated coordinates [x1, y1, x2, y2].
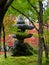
[0, 52, 49, 65]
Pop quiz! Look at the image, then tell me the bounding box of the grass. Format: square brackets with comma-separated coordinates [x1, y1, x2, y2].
[0, 52, 49, 65]
[0, 54, 37, 65]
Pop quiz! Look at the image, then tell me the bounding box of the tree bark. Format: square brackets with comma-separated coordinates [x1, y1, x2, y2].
[0, 17, 1, 51]
[44, 43, 48, 59]
[0, 0, 14, 58]
[38, 1, 43, 65]
[3, 24, 7, 58]
[0, 15, 7, 58]
[42, 38, 48, 60]
[44, 22, 49, 60]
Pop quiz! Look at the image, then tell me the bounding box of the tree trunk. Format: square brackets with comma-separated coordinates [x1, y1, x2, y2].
[41, 38, 48, 60]
[3, 24, 7, 58]
[38, 1, 43, 65]
[0, 15, 4, 51]
[0, 9, 7, 57]
[0, 0, 14, 58]
[44, 43, 48, 59]
[45, 23, 49, 60]
[0, 21, 2, 51]
[38, 33, 43, 65]
[0, 15, 7, 58]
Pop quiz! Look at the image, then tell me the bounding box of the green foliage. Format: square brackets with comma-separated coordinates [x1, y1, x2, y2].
[43, 29, 49, 44]
[8, 26, 18, 34]
[43, 7, 49, 23]
[6, 0, 38, 20]
[5, 0, 49, 23]
[13, 32, 33, 39]
[3, 15, 18, 35]
[33, 33, 38, 37]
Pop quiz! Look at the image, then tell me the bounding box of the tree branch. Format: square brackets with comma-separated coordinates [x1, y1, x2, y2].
[27, 0, 39, 14]
[5, 0, 14, 8]
[11, 5, 39, 31]
[1, 0, 14, 19]
[4, 0, 14, 12]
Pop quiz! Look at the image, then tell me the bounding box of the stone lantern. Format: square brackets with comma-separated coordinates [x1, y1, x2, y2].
[10, 15, 34, 56]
